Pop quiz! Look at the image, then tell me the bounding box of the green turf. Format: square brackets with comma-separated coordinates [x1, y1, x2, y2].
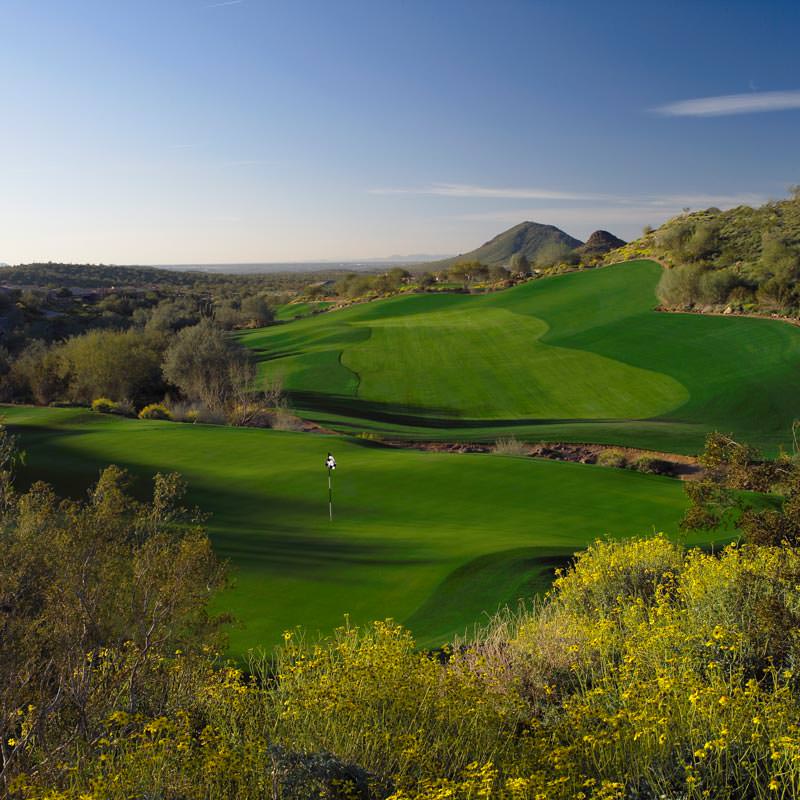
[241, 261, 800, 454]
[2, 405, 709, 656]
[274, 301, 333, 321]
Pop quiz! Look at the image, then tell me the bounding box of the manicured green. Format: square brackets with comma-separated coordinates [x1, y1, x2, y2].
[2, 405, 703, 656]
[241, 260, 800, 454]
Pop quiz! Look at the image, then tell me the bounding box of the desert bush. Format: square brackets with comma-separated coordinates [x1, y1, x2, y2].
[15, 533, 800, 799]
[91, 396, 118, 413]
[9, 340, 64, 405]
[227, 402, 276, 428]
[162, 319, 253, 412]
[698, 266, 738, 304]
[0, 440, 226, 791]
[492, 435, 528, 456]
[657, 262, 705, 308]
[632, 455, 675, 476]
[595, 448, 627, 468]
[166, 400, 220, 424]
[58, 328, 167, 405]
[266, 620, 530, 785]
[115, 398, 136, 417]
[548, 534, 684, 618]
[138, 402, 172, 420]
[271, 408, 304, 431]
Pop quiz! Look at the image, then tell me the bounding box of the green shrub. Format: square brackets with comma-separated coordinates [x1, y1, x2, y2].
[90, 397, 118, 414]
[137, 403, 171, 420]
[632, 455, 675, 475]
[595, 448, 627, 468]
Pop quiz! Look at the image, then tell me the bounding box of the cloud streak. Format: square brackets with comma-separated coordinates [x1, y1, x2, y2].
[369, 183, 764, 210]
[653, 90, 800, 117]
[206, 0, 243, 7]
[369, 183, 612, 201]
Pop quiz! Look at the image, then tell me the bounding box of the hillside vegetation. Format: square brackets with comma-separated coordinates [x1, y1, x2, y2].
[606, 190, 800, 315]
[0, 261, 351, 290]
[241, 260, 800, 454]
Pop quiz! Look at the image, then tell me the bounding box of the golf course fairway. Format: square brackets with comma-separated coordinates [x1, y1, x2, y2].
[3, 405, 716, 657]
[241, 260, 800, 454]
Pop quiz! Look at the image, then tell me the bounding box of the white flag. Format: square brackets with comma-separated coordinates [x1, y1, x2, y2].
[325, 454, 336, 470]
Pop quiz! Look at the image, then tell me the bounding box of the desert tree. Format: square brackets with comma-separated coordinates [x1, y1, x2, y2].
[162, 318, 253, 412]
[0, 426, 226, 788]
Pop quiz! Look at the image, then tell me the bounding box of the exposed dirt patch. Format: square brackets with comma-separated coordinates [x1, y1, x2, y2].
[380, 438, 702, 480]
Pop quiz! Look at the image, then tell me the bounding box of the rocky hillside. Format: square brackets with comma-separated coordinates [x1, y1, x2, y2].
[575, 230, 626, 261]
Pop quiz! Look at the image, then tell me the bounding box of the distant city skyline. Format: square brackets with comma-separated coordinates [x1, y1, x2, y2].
[1, 0, 798, 265]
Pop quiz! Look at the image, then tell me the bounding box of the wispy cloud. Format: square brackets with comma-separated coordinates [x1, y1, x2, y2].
[369, 183, 613, 201]
[455, 206, 667, 226]
[645, 192, 764, 207]
[206, 0, 243, 7]
[369, 183, 763, 210]
[653, 90, 800, 117]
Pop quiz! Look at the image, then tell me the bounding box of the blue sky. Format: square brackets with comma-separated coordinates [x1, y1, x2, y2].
[1, 0, 799, 264]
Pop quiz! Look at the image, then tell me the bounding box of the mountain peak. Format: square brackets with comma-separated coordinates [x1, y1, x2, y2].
[424, 221, 584, 269]
[576, 230, 627, 260]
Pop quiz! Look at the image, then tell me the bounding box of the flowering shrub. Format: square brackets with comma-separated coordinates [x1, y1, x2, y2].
[138, 402, 172, 420]
[14, 536, 800, 799]
[91, 396, 118, 413]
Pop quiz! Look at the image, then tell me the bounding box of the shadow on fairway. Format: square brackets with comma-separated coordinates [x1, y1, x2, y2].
[289, 390, 651, 429]
[217, 527, 442, 577]
[404, 546, 576, 648]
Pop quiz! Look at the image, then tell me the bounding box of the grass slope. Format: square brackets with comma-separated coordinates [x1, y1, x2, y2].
[3, 406, 703, 655]
[241, 260, 800, 454]
[274, 301, 333, 321]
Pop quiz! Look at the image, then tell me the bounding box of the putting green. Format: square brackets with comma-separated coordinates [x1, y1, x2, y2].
[242, 261, 800, 454]
[3, 405, 706, 656]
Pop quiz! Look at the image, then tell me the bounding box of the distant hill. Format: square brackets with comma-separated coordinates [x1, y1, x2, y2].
[0, 262, 229, 289]
[0, 262, 361, 289]
[423, 221, 584, 269]
[421, 221, 624, 270]
[575, 230, 626, 261]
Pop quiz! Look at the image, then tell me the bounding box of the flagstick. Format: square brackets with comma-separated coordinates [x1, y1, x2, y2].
[328, 467, 333, 521]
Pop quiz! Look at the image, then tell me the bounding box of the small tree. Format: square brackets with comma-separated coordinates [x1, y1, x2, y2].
[0, 429, 226, 786]
[240, 294, 274, 328]
[9, 340, 64, 405]
[680, 431, 797, 544]
[162, 319, 252, 412]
